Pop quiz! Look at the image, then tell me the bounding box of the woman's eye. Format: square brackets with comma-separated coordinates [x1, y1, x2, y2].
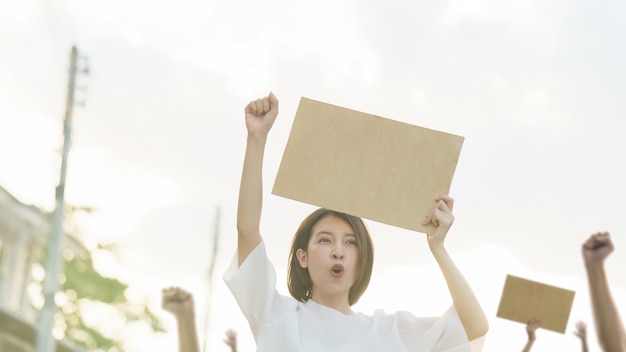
[320, 238, 331, 243]
[347, 240, 357, 246]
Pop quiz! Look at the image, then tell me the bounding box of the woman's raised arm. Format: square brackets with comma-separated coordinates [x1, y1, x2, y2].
[422, 195, 489, 340]
[237, 92, 279, 265]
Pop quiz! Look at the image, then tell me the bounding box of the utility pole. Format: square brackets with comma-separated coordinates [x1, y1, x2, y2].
[36, 45, 85, 352]
[202, 205, 221, 352]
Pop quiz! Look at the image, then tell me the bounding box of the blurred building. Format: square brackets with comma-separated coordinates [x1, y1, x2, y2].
[0, 185, 84, 352]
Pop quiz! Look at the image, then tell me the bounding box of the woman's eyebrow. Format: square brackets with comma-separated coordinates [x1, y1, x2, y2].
[314, 230, 356, 237]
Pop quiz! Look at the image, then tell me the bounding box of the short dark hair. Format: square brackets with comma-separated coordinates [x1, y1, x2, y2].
[287, 208, 374, 306]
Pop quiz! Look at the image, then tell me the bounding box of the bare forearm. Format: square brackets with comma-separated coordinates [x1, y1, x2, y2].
[237, 136, 266, 264]
[580, 339, 589, 352]
[586, 263, 626, 351]
[522, 339, 534, 352]
[431, 246, 489, 340]
[177, 314, 200, 352]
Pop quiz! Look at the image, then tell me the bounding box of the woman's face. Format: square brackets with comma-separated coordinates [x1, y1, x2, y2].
[296, 215, 359, 302]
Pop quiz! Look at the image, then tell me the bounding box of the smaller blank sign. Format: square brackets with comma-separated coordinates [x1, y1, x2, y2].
[496, 274, 575, 333]
[272, 97, 464, 233]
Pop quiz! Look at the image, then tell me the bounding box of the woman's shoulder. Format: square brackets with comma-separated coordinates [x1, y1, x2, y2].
[364, 308, 446, 330]
[354, 308, 394, 326]
[356, 308, 407, 319]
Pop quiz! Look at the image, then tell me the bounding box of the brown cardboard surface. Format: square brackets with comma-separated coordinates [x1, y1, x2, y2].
[271, 97, 464, 233]
[496, 274, 576, 333]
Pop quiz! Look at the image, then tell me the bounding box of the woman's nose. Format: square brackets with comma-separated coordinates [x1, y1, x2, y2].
[332, 244, 344, 259]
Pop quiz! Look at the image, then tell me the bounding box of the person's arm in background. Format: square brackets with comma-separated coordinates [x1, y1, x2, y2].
[223, 328, 238, 352]
[573, 320, 589, 352]
[422, 195, 489, 340]
[237, 92, 279, 265]
[521, 319, 540, 352]
[582, 232, 626, 352]
[162, 287, 200, 352]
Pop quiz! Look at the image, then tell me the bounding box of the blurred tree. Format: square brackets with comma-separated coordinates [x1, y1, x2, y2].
[34, 205, 165, 352]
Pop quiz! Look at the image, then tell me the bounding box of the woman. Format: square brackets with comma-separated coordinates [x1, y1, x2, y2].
[224, 92, 488, 351]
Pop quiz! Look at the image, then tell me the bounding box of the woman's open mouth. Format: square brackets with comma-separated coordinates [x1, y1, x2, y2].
[331, 264, 344, 277]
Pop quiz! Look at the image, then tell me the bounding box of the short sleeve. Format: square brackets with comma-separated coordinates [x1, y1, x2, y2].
[223, 241, 277, 331]
[395, 306, 485, 352]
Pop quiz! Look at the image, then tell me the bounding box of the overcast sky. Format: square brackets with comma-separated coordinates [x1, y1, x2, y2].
[2, 0, 626, 351]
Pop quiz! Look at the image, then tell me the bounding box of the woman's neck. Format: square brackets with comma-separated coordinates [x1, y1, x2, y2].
[310, 293, 353, 315]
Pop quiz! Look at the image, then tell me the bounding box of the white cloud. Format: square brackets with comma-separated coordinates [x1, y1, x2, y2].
[441, 0, 571, 54]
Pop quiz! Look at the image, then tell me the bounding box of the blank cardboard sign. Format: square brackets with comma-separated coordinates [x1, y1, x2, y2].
[271, 97, 464, 233]
[496, 275, 575, 333]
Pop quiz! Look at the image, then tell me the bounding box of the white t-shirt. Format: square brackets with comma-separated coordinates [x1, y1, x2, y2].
[224, 241, 485, 352]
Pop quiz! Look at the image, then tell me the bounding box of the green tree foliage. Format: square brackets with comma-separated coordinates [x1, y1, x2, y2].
[59, 248, 165, 351]
[37, 206, 165, 352]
